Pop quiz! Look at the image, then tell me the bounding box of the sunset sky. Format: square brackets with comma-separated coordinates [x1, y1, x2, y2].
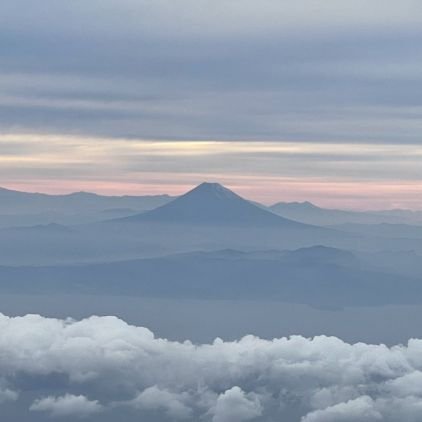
[1, 0, 422, 209]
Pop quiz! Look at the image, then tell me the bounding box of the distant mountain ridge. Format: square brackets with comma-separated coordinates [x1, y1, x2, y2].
[0, 186, 174, 215]
[270, 201, 422, 225]
[0, 246, 419, 307]
[2, 185, 421, 225]
[2, 184, 422, 230]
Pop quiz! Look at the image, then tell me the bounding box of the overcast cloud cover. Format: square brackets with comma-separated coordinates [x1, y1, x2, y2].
[1, 1, 422, 206]
[2, 313, 422, 421]
[1, 0, 422, 142]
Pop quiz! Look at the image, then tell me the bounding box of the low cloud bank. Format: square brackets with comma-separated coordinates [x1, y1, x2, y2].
[1, 313, 422, 420]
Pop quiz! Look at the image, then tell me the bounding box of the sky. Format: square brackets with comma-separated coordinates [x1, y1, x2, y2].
[1, 0, 422, 209]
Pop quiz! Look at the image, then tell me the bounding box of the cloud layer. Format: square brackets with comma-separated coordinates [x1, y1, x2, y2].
[0, 0, 421, 143]
[2, 313, 422, 420]
[2, 133, 422, 208]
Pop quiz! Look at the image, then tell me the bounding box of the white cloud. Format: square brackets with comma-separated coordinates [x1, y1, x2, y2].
[30, 394, 103, 418]
[212, 386, 262, 422]
[376, 396, 422, 422]
[302, 396, 382, 422]
[131, 386, 192, 419]
[1, 313, 422, 420]
[385, 370, 422, 397]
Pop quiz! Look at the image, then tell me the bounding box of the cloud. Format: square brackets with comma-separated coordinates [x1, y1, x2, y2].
[0, 384, 18, 404]
[2, 313, 422, 420]
[302, 396, 382, 422]
[2, 0, 422, 39]
[2, 133, 422, 209]
[130, 386, 192, 419]
[212, 386, 262, 422]
[30, 394, 103, 418]
[0, 1, 421, 144]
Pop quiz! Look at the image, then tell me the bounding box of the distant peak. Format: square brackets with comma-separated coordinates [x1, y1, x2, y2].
[301, 201, 318, 208]
[66, 191, 98, 197]
[271, 200, 319, 209]
[116, 180, 312, 227]
[196, 182, 227, 191]
[287, 201, 317, 207]
[186, 182, 239, 200]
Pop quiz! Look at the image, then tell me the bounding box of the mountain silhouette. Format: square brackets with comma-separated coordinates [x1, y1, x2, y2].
[119, 182, 308, 226]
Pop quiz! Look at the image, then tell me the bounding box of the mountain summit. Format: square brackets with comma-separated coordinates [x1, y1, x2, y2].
[120, 182, 307, 227]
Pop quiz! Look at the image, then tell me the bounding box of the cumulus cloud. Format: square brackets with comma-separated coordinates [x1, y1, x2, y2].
[131, 386, 192, 419]
[2, 313, 422, 420]
[30, 394, 103, 418]
[302, 396, 382, 422]
[212, 386, 262, 422]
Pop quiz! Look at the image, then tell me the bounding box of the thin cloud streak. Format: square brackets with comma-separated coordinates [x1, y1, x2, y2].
[1, 133, 422, 210]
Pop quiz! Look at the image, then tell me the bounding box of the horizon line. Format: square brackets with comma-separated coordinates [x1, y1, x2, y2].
[1, 183, 421, 213]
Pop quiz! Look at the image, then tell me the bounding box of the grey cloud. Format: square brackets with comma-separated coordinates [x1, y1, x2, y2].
[2, 313, 422, 420]
[212, 387, 262, 422]
[1, 1, 421, 38]
[0, 381, 18, 404]
[0, 1, 421, 142]
[302, 396, 382, 422]
[375, 397, 422, 422]
[30, 394, 103, 418]
[130, 387, 193, 419]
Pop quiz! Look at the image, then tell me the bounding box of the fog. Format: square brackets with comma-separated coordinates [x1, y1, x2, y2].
[1, 295, 422, 346]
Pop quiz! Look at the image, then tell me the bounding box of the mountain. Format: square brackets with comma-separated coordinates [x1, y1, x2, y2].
[1, 247, 420, 307]
[118, 182, 310, 227]
[0, 186, 176, 227]
[285, 245, 358, 266]
[269, 201, 412, 226]
[4, 222, 74, 234]
[0, 186, 174, 214]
